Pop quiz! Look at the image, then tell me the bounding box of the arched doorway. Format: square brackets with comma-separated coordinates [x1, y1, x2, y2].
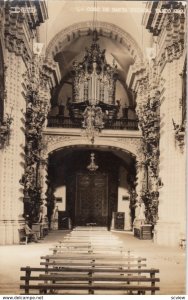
[47, 146, 136, 230]
[43, 20, 143, 231]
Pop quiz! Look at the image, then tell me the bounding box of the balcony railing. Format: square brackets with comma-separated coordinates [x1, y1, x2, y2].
[47, 116, 139, 130]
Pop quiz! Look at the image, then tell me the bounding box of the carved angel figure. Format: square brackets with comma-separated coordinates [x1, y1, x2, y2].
[82, 106, 95, 128]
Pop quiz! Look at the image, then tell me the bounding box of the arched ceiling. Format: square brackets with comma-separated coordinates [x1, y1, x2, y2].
[40, 0, 151, 53]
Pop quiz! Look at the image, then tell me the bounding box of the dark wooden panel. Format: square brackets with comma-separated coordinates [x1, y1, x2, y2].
[75, 173, 108, 226]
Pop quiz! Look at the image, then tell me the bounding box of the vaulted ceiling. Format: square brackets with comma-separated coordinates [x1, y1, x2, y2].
[40, 0, 151, 52]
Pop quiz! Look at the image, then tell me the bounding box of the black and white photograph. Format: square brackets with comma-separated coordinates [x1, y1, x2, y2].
[0, 0, 187, 297]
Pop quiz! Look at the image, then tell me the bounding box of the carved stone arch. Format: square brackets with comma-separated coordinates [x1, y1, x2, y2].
[44, 135, 142, 160]
[46, 21, 143, 62]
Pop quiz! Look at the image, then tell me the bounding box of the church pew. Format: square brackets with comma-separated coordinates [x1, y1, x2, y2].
[64, 234, 118, 240]
[58, 238, 123, 244]
[40, 253, 146, 261]
[54, 242, 123, 250]
[20, 266, 159, 295]
[40, 261, 147, 269]
[50, 245, 127, 254]
[66, 231, 119, 237]
[40, 254, 147, 272]
[51, 241, 125, 250]
[59, 240, 122, 244]
[60, 234, 120, 239]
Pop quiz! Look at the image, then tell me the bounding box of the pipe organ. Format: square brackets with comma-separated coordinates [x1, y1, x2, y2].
[72, 39, 118, 106]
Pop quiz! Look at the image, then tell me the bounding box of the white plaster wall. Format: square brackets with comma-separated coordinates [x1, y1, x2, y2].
[157, 57, 186, 245]
[54, 185, 66, 211]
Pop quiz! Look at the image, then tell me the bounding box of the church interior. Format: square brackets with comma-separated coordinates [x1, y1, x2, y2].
[0, 0, 186, 295]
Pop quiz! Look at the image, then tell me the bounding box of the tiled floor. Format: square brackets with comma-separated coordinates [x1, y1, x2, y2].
[0, 229, 186, 295]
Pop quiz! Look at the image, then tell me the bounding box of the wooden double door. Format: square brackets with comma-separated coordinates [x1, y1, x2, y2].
[75, 172, 108, 226]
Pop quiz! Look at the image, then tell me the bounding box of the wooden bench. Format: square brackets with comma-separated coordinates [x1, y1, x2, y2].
[18, 228, 40, 244]
[20, 228, 160, 295]
[65, 232, 118, 239]
[20, 266, 160, 295]
[64, 239, 120, 244]
[62, 234, 115, 238]
[41, 260, 147, 270]
[40, 253, 147, 273]
[50, 245, 127, 255]
[59, 240, 121, 245]
[41, 253, 145, 260]
[18, 229, 29, 245]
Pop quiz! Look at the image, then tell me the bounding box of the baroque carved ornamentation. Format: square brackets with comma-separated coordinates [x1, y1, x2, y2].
[134, 62, 161, 225]
[140, 189, 159, 225]
[157, 40, 184, 70]
[4, 1, 48, 66]
[172, 120, 185, 151]
[43, 134, 142, 161]
[20, 54, 51, 223]
[0, 113, 13, 149]
[0, 18, 13, 150]
[144, 2, 186, 70]
[44, 135, 71, 147]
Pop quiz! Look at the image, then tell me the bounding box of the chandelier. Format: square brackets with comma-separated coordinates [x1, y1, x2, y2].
[87, 153, 98, 172]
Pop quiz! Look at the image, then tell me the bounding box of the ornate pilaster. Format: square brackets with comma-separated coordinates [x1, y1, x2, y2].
[0, 1, 60, 244]
[127, 58, 161, 227]
[0, 113, 13, 149]
[0, 6, 13, 150]
[4, 1, 48, 67]
[0, 51, 27, 244]
[20, 54, 51, 224]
